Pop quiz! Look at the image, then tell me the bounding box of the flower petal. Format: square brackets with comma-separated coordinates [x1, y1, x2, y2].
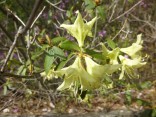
[60, 11, 97, 47]
[120, 34, 143, 58]
[55, 56, 98, 91]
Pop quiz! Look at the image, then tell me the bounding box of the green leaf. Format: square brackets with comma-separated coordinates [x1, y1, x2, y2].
[52, 46, 66, 60]
[66, 10, 72, 18]
[59, 40, 81, 51]
[44, 49, 55, 74]
[84, 0, 96, 10]
[140, 81, 152, 89]
[96, 6, 106, 20]
[21, 68, 27, 75]
[152, 109, 156, 117]
[56, 53, 75, 70]
[51, 37, 67, 45]
[44, 46, 66, 74]
[85, 48, 103, 60]
[125, 91, 132, 105]
[107, 38, 116, 49]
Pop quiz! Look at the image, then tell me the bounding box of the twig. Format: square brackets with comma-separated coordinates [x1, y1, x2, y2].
[108, 0, 118, 22]
[0, 0, 6, 4]
[130, 14, 156, 30]
[31, 26, 40, 44]
[53, 0, 62, 6]
[111, 0, 143, 22]
[26, 30, 34, 74]
[0, 7, 19, 24]
[1, 26, 23, 72]
[112, 19, 127, 40]
[16, 48, 24, 64]
[6, 8, 26, 26]
[0, 71, 42, 79]
[31, 6, 46, 28]
[21, 0, 43, 35]
[26, 26, 41, 74]
[46, 0, 66, 12]
[0, 72, 33, 79]
[1, 0, 43, 72]
[0, 23, 27, 60]
[0, 81, 29, 112]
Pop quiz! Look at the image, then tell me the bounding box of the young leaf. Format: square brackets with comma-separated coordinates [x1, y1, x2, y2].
[84, 0, 96, 10]
[85, 48, 103, 60]
[96, 6, 106, 20]
[56, 53, 75, 70]
[53, 46, 66, 60]
[44, 49, 55, 74]
[59, 40, 81, 51]
[51, 37, 67, 45]
[107, 38, 116, 49]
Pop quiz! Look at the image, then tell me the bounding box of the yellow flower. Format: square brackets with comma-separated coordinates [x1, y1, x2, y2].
[60, 11, 97, 47]
[120, 34, 143, 58]
[101, 43, 120, 64]
[55, 56, 97, 91]
[119, 55, 146, 79]
[85, 56, 121, 78]
[118, 34, 146, 79]
[55, 55, 121, 92]
[40, 69, 57, 80]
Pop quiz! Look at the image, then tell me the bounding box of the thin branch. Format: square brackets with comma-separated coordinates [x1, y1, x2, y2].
[130, 14, 156, 30]
[1, 26, 23, 72]
[19, 3, 45, 74]
[0, 7, 19, 24]
[1, 0, 43, 72]
[21, 0, 43, 34]
[31, 6, 46, 28]
[108, 0, 118, 22]
[0, 0, 6, 4]
[26, 30, 34, 75]
[46, 0, 66, 12]
[0, 71, 35, 79]
[112, 19, 127, 40]
[15, 48, 24, 64]
[0, 23, 27, 60]
[6, 8, 26, 26]
[111, 0, 143, 22]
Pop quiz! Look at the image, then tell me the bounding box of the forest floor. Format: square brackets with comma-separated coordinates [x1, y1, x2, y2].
[0, 84, 155, 117]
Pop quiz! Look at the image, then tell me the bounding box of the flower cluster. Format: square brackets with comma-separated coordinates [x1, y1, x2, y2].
[55, 55, 120, 92]
[41, 11, 146, 94]
[101, 34, 146, 79]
